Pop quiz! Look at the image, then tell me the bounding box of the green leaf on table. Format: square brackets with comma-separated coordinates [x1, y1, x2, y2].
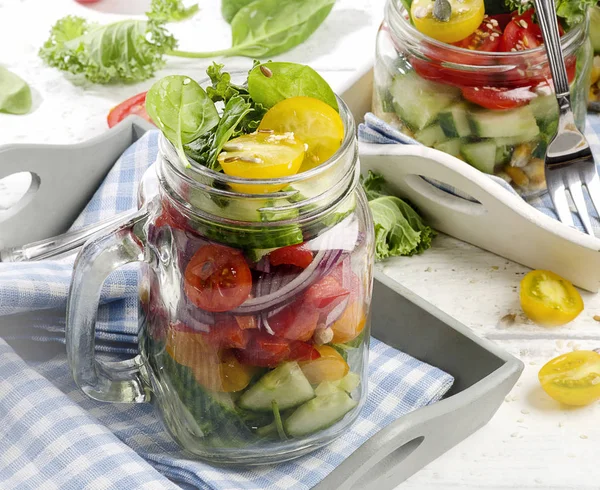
[145, 75, 219, 167]
[247, 62, 338, 110]
[39, 16, 176, 84]
[0, 67, 32, 115]
[362, 171, 435, 260]
[147, 0, 199, 22]
[225, 0, 335, 58]
[221, 0, 256, 23]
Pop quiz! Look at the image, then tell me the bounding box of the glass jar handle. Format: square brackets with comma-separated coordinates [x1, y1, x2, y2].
[66, 210, 151, 403]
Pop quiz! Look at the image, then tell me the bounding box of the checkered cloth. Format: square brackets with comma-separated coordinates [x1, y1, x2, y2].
[359, 112, 600, 234]
[0, 130, 454, 489]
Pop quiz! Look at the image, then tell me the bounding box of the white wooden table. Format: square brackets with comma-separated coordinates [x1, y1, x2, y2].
[1, 0, 599, 488]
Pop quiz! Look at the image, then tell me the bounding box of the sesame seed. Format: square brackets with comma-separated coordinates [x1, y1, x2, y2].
[474, 87, 480, 91]
[481, 32, 490, 38]
[413, 6, 427, 18]
[519, 19, 528, 28]
[490, 18, 499, 26]
[486, 23, 494, 29]
[511, 47, 517, 52]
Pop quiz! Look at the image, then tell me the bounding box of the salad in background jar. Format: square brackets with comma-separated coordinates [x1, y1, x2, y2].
[588, 3, 600, 106]
[67, 62, 374, 464]
[374, 0, 593, 197]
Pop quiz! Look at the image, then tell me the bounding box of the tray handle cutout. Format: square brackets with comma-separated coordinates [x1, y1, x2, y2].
[350, 436, 425, 489]
[403, 174, 487, 216]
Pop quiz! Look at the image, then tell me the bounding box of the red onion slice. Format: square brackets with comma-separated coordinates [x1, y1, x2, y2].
[231, 248, 344, 314]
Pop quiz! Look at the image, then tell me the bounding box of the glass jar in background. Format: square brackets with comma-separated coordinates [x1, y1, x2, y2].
[374, 0, 593, 198]
[66, 93, 374, 465]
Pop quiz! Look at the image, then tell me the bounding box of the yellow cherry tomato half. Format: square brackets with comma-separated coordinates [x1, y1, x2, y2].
[218, 131, 305, 194]
[299, 345, 349, 384]
[519, 270, 584, 327]
[411, 0, 485, 44]
[331, 301, 366, 344]
[192, 350, 258, 393]
[258, 96, 344, 172]
[538, 350, 600, 406]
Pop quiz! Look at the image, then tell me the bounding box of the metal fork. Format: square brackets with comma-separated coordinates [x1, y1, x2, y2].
[534, 0, 600, 235]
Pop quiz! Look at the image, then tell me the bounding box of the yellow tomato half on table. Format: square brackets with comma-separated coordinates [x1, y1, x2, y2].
[539, 350, 600, 406]
[520, 270, 584, 327]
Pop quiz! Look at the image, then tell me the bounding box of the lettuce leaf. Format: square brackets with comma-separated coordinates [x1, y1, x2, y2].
[362, 171, 435, 260]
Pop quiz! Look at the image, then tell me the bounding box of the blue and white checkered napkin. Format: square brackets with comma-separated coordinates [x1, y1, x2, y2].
[359, 112, 600, 235]
[0, 130, 454, 489]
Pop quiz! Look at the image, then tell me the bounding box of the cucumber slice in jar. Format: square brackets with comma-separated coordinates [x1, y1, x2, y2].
[238, 362, 315, 412]
[529, 94, 559, 124]
[414, 123, 448, 147]
[438, 103, 473, 138]
[389, 71, 461, 131]
[460, 141, 497, 174]
[434, 138, 465, 159]
[284, 391, 358, 437]
[467, 106, 539, 139]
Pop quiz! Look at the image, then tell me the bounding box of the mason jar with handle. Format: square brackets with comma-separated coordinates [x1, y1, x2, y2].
[66, 94, 374, 465]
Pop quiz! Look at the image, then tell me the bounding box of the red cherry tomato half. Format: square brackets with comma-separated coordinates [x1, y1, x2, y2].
[304, 275, 350, 310]
[202, 318, 249, 349]
[235, 332, 291, 367]
[184, 244, 252, 313]
[453, 18, 503, 52]
[500, 10, 553, 52]
[107, 92, 152, 128]
[461, 85, 536, 110]
[269, 302, 320, 341]
[269, 244, 314, 269]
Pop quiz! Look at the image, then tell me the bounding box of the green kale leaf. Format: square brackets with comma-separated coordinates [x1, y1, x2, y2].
[39, 16, 176, 84]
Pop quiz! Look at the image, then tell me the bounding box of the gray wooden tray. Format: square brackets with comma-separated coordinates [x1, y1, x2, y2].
[0, 117, 523, 488]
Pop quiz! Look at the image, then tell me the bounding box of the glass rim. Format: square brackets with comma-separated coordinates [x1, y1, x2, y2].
[385, 0, 586, 62]
[158, 73, 357, 201]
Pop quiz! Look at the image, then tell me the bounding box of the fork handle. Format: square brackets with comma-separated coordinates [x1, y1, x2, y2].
[533, 0, 571, 98]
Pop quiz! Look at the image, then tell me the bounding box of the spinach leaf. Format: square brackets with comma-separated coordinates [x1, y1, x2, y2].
[39, 16, 176, 84]
[0, 67, 32, 115]
[145, 75, 219, 167]
[147, 0, 199, 22]
[247, 62, 338, 110]
[170, 0, 335, 59]
[228, 0, 336, 57]
[221, 0, 255, 23]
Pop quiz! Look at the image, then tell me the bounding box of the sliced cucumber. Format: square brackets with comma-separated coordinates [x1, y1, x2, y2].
[468, 106, 539, 139]
[284, 391, 358, 437]
[460, 141, 497, 174]
[238, 362, 315, 412]
[414, 124, 448, 147]
[438, 103, 472, 138]
[434, 138, 464, 159]
[529, 94, 558, 123]
[337, 372, 361, 393]
[315, 381, 342, 397]
[493, 125, 540, 147]
[389, 71, 460, 131]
